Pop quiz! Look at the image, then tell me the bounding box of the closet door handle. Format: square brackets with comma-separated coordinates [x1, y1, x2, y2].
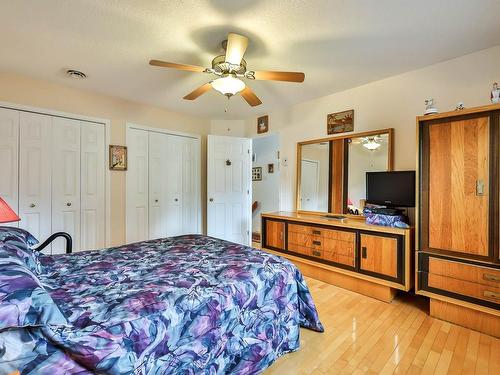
[29, 203, 36, 208]
[66, 202, 72, 207]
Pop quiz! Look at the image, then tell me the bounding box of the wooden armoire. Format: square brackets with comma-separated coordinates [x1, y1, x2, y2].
[416, 103, 499, 337]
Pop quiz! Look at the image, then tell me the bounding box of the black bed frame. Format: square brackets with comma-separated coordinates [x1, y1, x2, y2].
[33, 232, 73, 254]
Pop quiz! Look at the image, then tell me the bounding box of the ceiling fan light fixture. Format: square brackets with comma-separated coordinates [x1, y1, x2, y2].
[362, 139, 382, 150]
[211, 75, 246, 96]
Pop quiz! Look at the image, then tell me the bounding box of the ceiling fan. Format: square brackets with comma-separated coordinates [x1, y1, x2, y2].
[149, 32, 305, 107]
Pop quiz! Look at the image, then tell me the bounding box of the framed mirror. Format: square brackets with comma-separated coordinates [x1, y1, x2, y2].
[296, 128, 393, 215]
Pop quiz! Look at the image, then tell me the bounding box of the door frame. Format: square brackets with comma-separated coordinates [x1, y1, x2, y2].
[125, 122, 202, 238]
[0, 100, 111, 247]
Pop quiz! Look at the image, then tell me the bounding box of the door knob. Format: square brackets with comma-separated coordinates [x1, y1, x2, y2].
[66, 202, 72, 207]
[209, 198, 214, 202]
[174, 198, 179, 202]
[155, 199, 158, 203]
[29, 203, 36, 208]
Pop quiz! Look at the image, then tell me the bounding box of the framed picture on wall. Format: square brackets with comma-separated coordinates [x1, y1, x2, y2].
[257, 115, 269, 134]
[109, 145, 127, 171]
[327, 109, 354, 134]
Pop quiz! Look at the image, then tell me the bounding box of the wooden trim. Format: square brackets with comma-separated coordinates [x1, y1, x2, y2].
[416, 102, 500, 122]
[263, 245, 410, 291]
[330, 139, 345, 213]
[430, 298, 500, 338]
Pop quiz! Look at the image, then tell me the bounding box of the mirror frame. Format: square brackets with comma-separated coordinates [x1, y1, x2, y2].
[296, 128, 394, 215]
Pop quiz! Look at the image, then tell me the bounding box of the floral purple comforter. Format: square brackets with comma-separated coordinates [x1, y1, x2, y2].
[2, 235, 323, 374]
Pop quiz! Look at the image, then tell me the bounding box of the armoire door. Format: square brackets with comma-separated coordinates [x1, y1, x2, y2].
[427, 116, 490, 257]
[51, 117, 81, 254]
[80, 123, 105, 250]
[19, 112, 52, 243]
[148, 132, 168, 239]
[0, 108, 19, 223]
[126, 128, 149, 243]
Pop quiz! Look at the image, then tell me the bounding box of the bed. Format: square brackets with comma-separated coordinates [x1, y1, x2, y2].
[0, 228, 323, 374]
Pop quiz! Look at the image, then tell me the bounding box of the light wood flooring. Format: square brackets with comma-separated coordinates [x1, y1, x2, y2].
[264, 276, 500, 375]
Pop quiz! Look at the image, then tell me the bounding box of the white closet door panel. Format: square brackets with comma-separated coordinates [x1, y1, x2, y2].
[52, 118, 81, 254]
[148, 132, 168, 239]
[182, 138, 199, 234]
[19, 112, 52, 244]
[126, 128, 149, 243]
[81, 123, 105, 251]
[0, 108, 19, 225]
[165, 135, 183, 236]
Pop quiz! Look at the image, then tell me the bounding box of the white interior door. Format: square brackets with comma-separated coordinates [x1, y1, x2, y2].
[80, 122, 105, 251]
[18, 112, 52, 244]
[207, 135, 252, 245]
[0, 108, 19, 226]
[51, 117, 81, 254]
[126, 128, 149, 243]
[300, 159, 319, 211]
[165, 135, 183, 236]
[148, 131, 168, 239]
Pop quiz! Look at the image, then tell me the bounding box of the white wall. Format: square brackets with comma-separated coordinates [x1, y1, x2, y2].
[244, 45, 500, 213]
[252, 134, 280, 233]
[210, 119, 246, 137]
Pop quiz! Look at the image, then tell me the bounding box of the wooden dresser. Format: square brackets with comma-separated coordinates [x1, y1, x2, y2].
[416, 104, 500, 337]
[262, 212, 414, 302]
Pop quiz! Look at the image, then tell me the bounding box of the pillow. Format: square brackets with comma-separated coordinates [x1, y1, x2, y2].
[0, 226, 41, 274]
[0, 226, 39, 247]
[0, 261, 68, 331]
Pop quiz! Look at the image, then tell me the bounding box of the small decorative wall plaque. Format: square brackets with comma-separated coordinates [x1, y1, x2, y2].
[327, 109, 354, 134]
[109, 145, 127, 171]
[252, 167, 262, 181]
[257, 115, 269, 134]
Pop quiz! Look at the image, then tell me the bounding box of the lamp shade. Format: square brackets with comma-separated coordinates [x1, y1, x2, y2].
[0, 197, 20, 223]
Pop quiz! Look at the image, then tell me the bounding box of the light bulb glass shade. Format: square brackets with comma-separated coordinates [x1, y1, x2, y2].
[362, 141, 381, 150]
[211, 76, 245, 96]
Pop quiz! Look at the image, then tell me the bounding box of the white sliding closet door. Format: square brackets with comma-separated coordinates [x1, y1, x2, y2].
[126, 128, 149, 243]
[81, 123, 105, 250]
[19, 112, 52, 243]
[148, 132, 168, 240]
[182, 137, 199, 234]
[0, 108, 19, 223]
[165, 135, 183, 237]
[51, 118, 81, 254]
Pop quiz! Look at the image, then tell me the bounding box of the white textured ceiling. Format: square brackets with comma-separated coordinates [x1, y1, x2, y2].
[1, 0, 500, 119]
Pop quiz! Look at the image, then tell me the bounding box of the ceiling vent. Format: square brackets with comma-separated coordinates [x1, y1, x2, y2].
[66, 69, 87, 79]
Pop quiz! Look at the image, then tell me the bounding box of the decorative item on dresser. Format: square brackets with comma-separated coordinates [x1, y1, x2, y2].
[261, 212, 414, 303]
[416, 103, 500, 338]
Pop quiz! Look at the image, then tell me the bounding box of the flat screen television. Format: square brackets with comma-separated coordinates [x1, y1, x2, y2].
[366, 171, 416, 207]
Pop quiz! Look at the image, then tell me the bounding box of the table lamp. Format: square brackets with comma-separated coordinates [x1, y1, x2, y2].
[0, 197, 20, 224]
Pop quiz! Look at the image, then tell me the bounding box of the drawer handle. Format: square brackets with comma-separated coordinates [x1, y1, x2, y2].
[362, 246, 367, 259]
[312, 230, 321, 235]
[483, 274, 500, 282]
[312, 250, 321, 257]
[312, 240, 321, 246]
[483, 290, 500, 300]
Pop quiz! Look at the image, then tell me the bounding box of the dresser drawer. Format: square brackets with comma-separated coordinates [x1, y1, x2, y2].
[288, 242, 310, 256]
[428, 257, 500, 288]
[427, 273, 500, 305]
[288, 223, 355, 242]
[288, 231, 323, 249]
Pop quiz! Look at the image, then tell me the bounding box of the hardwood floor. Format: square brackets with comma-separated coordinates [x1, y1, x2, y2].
[265, 277, 500, 374]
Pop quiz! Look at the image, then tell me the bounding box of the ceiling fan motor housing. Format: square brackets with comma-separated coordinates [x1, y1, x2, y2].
[211, 55, 247, 75]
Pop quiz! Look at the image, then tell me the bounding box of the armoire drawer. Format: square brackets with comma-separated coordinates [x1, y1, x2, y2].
[426, 273, 500, 305]
[428, 257, 500, 288]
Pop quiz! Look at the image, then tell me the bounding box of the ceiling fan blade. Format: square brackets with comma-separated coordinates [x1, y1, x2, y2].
[240, 87, 262, 107]
[183, 83, 212, 100]
[253, 70, 305, 83]
[149, 59, 206, 73]
[225, 33, 248, 65]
